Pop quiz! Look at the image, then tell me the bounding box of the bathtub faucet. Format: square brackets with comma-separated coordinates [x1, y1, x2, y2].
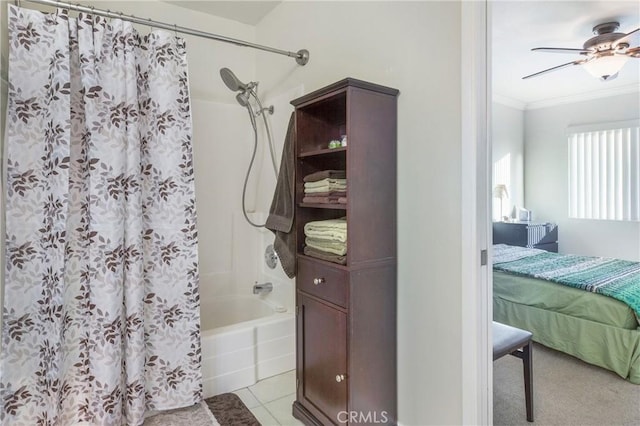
[253, 282, 273, 295]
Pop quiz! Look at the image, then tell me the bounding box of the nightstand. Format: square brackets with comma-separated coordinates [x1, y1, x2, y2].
[493, 222, 558, 252]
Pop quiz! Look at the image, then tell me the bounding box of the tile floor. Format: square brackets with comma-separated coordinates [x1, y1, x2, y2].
[231, 370, 304, 426]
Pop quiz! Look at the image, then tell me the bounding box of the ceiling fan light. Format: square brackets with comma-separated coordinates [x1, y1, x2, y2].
[582, 55, 629, 81]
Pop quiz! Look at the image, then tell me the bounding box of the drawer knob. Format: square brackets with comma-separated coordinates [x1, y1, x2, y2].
[313, 277, 325, 285]
[335, 374, 345, 383]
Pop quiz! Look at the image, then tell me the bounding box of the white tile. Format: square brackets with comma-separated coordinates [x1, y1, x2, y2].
[249, 406, 280, 426]
[248, 370, 296, 404]
[232, 388, 261, 409]
[202, 367, 256, 399]
[264, 393, 305, 426]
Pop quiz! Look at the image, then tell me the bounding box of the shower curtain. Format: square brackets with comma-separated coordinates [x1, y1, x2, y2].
[1, 5, 201, 425]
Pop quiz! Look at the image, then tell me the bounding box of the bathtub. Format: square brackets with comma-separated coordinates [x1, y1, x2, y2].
[200, 294, 296, 397]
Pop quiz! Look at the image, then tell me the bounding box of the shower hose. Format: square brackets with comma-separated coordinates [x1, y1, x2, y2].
[241, 93, 278, 228]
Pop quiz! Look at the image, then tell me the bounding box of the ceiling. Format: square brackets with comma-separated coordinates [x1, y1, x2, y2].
[166, 1, 639, 108]
[164, 1, 280, 25]
[492, 1, 640, 108]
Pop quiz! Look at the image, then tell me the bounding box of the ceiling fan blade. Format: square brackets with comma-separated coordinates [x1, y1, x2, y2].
[625, 47, 640, 57]
[522, 60, 586, 80]
[613, 28, 640, 47]
[532, 47, 591, 54]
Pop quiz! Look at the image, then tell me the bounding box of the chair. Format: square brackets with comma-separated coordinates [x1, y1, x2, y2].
[493, 321, 534, 422]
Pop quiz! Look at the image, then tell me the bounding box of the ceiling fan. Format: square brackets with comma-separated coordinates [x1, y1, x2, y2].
[523, 22, 639, 81]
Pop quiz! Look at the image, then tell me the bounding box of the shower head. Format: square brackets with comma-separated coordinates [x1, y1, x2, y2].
[220, 67, 248, 92]
[236, 91, 250, 107]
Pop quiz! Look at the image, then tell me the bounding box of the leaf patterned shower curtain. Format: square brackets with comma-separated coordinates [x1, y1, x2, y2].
[1, 5, 201, 425]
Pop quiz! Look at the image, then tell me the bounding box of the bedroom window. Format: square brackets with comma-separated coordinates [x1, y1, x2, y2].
[568, 120, 640, 221]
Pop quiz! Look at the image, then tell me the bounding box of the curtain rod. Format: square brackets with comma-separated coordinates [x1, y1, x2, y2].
[22, 0, 310, 65]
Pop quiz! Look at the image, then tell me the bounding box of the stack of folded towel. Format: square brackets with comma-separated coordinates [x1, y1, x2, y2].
[303, 217, 347, 265]
[303, 170, 347, 204]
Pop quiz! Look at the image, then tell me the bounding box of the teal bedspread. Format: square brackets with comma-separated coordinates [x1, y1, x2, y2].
[493, 244, 640, 319]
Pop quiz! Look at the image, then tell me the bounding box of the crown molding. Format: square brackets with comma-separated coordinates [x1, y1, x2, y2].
[492, 94, 526, 110]
[525, 83, 640, 110]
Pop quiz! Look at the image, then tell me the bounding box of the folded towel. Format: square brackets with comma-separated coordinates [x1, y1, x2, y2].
[303, 170, 346, 183]
[338, 197, 347, 204]
[302, 196, 342, 204]
[304, 178, 347, 189]
[304, 218, 347, 231]
[304, 219, 347, 243]
[305, 237, 347, 256]
[301, 191, 346, 198]
[304, 229, 347, 243]
[265, 113, 296, 278]
[304, 245, 347, 265]
[305, 185, 347, 194]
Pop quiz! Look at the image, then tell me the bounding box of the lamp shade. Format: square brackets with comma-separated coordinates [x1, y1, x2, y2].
[582, 55, 629, 81]
[493, 184, 509, 199]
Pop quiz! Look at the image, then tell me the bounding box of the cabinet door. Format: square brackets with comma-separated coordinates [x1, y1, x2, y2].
[297, 293, 347, 424]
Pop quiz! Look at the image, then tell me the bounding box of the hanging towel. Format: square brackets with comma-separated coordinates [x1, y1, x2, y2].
[266, 112, 296, 278]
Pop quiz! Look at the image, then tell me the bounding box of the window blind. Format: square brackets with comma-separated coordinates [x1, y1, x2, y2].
[568, 120, 640, 221]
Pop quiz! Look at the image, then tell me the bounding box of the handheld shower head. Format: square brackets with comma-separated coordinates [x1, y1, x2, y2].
[236, 91, 250, 107]
[220, 67, 248, 92]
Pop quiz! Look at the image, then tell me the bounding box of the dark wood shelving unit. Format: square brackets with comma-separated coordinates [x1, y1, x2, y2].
[291, 78, 398, 426]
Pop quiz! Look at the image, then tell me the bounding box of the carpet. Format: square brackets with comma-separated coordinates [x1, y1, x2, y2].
[494, 342, 640, 425]
[205, 393, 261, 426]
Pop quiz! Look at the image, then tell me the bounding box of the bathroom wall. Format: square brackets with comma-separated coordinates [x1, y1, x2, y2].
[256, 2, 464, 424]
[190, 100, 257, 298]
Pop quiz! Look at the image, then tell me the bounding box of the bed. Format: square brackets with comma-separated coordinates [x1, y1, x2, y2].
[492, 244, 640, 384]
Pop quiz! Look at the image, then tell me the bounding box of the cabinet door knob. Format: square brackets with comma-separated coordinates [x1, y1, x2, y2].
[313, 277, 325, 285]
[335, 374, 345, 383]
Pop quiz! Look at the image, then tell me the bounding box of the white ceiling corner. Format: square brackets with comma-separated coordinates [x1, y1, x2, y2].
[164, 1, 280, 26]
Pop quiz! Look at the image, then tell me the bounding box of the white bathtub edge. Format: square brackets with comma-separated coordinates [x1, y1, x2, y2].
[201, 311, 295, 398]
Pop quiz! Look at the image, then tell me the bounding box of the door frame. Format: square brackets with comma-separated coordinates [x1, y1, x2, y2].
[461, 1, 492, 424]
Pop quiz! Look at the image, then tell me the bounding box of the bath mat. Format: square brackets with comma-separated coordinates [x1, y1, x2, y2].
[143, 401, 219, 426]
[205, 393, 261, 426]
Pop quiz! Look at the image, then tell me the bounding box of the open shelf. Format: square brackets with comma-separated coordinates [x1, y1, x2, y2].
[298, 146, 346, 158]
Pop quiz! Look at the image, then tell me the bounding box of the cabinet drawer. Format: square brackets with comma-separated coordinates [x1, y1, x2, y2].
[297, 257, 348, 308]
